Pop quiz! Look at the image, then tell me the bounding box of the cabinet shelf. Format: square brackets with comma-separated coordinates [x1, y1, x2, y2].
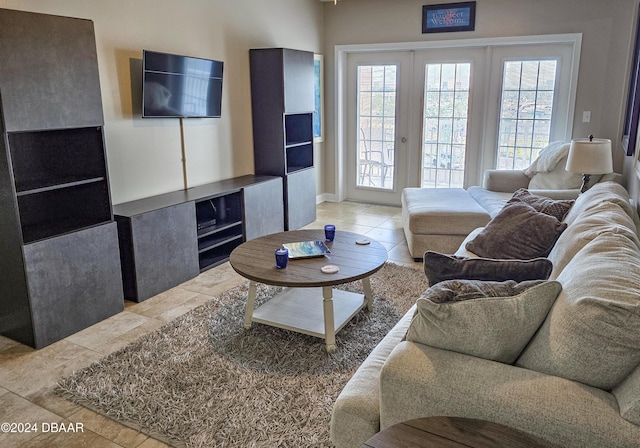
[199, 238, 244, 271]
[197, 222, 243, 253]
[285, 140, 312, 149]
[17, 179, 112, 243]
[284, 113, 313, 146]
[16, 177, 105, 196]
[198, 232, 243, 253]
[195, 191, 244, 271]
[9, 127, 107, 193]
[197, 219, 243, 239]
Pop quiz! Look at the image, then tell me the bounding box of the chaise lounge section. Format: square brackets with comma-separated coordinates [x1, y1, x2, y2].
[402, 168, 620, 259]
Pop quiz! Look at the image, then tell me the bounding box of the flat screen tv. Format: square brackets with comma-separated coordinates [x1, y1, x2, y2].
[142, 50, 223, 118]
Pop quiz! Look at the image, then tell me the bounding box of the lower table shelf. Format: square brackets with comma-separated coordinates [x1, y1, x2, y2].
[251, 287, 366, 339]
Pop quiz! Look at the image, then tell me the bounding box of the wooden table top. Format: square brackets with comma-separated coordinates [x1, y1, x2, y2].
[229, 229, 388, 287]
[363, 416, 557, 448]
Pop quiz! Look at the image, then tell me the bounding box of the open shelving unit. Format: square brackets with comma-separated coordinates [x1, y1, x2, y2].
[8, 127, 112, 243]
[195, 191, 244, 271]
[285, 113, 314, 173]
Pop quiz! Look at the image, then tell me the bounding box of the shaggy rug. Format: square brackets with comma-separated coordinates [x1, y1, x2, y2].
[57, 262, 427, 448]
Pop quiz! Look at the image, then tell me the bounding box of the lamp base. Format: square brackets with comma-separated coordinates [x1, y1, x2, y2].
[580, 174, 592, 193]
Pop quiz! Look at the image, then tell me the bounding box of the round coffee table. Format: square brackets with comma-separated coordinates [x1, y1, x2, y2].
[362, 416, 557, 448]
[229, 229, 388, 352]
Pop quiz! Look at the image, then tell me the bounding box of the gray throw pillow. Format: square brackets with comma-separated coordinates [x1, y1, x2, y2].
[465, 202, 567, 259]
[423, 251, 553, 286]
[406, 279, 562, 364]
[508, 188, 574, 222]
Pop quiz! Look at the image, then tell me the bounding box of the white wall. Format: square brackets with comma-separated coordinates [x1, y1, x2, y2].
[321, 0, 639, 196]
[0, 0, 324, 204]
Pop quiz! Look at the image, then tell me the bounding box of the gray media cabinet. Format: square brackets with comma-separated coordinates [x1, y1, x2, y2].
[113, 175, 284, 302]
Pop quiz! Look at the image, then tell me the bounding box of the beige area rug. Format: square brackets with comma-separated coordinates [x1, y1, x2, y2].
[57, 262, 427, 448]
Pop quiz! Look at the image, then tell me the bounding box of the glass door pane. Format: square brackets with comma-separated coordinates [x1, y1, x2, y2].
[357, 65, 397, 190]
[497, 60, 558, 170]
[421, 63, 471, 188]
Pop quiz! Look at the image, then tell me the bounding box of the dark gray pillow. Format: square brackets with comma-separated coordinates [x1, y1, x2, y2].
[422, 279, 546, 303]
[423, 251, 553, 286]
[508, 188, 574, 222]
[465, 202, 567, 259]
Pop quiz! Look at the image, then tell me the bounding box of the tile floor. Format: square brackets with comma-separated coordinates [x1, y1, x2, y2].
[0, 201, 418, 447]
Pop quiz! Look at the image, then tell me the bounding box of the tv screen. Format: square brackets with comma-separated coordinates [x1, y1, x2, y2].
[142, 50, 223, 118]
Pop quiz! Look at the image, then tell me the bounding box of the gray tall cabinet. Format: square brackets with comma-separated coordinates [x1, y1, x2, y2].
[249, 48, 317, 230]
[0, 9, 123, 348]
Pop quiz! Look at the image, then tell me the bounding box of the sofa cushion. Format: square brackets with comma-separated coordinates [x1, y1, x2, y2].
[613, 363, 640, 425]
[546, 200, 640, 279]
[423, 251, 552, 286]
[516, 232, 640, 389]
[402, 188, 490, 235]
[563, 181, 635, 226]
[527, 155, 585, 190]
[467, 186, 513, 218]
[508, 188, 574, 222]
[406, 280, 561, 363]
[466, 202, 567, 259]
[380, 343, 640, 448]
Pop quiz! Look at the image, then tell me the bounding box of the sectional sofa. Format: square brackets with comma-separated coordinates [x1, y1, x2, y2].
[402, 165, 619, 259]
[331, 182, 640, 448]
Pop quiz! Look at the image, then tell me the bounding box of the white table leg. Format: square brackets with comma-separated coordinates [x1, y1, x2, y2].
[322, 286, 336, 352]
[362, 276, 374, 311]
[244, 281, 258, 329]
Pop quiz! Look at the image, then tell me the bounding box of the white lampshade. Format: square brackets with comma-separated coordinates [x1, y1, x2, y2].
[565, 137, 613, 174]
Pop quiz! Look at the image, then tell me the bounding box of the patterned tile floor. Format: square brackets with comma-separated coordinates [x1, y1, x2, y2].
[0, 201, 418, 447]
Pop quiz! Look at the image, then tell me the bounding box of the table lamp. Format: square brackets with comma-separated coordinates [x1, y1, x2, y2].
[565, 135, 613, 193]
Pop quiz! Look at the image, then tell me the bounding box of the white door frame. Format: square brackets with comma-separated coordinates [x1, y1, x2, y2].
[333, 33, 582, 202]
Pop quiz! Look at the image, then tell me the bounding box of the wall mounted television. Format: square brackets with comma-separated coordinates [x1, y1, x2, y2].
[142, 50, 223, 118]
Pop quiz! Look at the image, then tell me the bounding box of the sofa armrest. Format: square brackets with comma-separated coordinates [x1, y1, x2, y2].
[379, 341, 639, 448]
[482, 170, 531, 192]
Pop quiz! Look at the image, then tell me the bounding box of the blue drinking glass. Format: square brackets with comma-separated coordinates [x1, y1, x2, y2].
[275, 247, 289, 269]
[324, 224, 336, 242]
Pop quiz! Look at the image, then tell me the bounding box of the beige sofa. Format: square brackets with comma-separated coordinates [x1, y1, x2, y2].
[331, 182, 640, 448]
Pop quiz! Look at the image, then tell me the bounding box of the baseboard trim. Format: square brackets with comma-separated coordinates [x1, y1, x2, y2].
[316, 193, 338, 203]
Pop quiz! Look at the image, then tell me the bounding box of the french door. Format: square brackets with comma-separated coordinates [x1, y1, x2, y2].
[342, 38, 579, 206]
[346, 49, 484, 203]
[346, 52, 412, 204]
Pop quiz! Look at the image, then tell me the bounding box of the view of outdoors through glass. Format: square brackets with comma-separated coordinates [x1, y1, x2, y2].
[497, 60, 557, 170]
[421, 63, 470, 188]
[356, 65, 396, 190]
[355, 59, 558, 192]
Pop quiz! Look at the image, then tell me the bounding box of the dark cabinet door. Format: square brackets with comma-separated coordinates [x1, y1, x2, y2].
[0, 8, 104, 131]
[118, 202, 199, 302]
[285, 167, 316, 230]
[243, 177, 284, 240]
[283, 49, 315, 113]
[23, 223, 124, 348]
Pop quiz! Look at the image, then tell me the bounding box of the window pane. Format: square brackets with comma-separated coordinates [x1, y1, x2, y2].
[422, 63, 471, 188]
[357, 65, 396, 189]
[503, 62, 522, 90]
[496, 59, 558, 169]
